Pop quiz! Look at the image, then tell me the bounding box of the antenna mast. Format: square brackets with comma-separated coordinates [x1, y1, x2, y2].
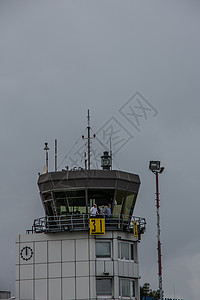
[55, 139, 58, 171]
[110, 137, 112, 170]
[82, 110, 95, 170]
[87, 109, 91, 170]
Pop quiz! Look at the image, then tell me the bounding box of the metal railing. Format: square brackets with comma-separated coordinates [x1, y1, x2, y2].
[27, 214, 146, 234]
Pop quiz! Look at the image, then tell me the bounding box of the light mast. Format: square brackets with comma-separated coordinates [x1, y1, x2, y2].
[149, 161, 165, 300]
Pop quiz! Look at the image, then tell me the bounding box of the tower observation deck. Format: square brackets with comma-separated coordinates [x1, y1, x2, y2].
[32, 169, 145, 234]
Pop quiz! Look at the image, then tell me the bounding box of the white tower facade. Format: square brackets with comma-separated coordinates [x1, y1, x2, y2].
[15, 169, 146, 300]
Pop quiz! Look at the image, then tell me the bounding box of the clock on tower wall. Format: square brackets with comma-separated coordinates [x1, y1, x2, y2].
[20, 246, 33, 261]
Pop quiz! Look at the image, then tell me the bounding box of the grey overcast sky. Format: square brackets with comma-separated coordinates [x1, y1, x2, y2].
[0, 1, 200, 299]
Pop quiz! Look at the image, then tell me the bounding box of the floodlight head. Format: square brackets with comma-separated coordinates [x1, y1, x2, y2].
[149, 161, 161, 172]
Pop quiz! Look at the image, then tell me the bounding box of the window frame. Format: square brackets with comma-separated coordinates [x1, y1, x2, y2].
[96, 277, 113, 298]
[119, 278, 135, 299]
[95, 240, 112, 258]
[118, 241, 135, 261]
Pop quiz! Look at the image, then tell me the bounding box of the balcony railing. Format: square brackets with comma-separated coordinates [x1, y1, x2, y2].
[27, 214, 146, 234]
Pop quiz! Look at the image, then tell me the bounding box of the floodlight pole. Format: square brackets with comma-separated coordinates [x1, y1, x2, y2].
[149, 161, 164, 300]
[155, 171, 163, 300]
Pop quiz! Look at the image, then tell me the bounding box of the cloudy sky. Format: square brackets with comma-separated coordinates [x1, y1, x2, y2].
[0, 1, 200, 299]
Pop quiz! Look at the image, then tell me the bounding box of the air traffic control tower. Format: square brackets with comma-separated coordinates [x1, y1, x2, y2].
[15, 142, 146, 300]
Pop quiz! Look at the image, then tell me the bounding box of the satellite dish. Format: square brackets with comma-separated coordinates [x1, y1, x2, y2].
[43, 165, 48, 174]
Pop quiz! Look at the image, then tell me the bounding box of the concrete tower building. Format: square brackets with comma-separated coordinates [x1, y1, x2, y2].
[15, 151, 146, 300]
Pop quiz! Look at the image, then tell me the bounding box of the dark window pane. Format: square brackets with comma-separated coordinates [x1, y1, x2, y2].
[131, 244, 134, 260]
[121, 242, 129, 260]
[67, 190, 86, 213]
[55, 190, 87, 214]
[88, 189, 115, 208]
[96, 278, 112, 296]
[120, 279, 129, 297]
[96, 242, 111, 258]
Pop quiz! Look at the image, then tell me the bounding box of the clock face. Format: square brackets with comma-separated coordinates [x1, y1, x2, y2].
[102, 158, 110, 166]
[20, 246, 33, 261]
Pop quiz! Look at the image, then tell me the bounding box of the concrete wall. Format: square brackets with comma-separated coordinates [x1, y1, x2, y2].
[16, 231, 139, 300]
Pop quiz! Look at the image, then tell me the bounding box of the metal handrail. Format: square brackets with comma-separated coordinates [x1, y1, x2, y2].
[29, 213, 146, 234]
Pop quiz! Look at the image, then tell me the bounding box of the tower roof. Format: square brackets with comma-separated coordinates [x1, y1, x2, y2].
[38, 169, 140, 194]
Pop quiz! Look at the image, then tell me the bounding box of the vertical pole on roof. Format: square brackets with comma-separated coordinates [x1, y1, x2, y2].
[55, 139, 58, 171]
[87, 109, 91, 170]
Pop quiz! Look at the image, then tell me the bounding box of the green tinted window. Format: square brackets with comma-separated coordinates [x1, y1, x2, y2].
[54, 190, 86, 215]
[113, 190, 126, 216]
[123, 193, 136, 216]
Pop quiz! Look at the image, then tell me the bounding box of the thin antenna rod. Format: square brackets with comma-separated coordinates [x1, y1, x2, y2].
[110, 137, 112, 170]
[55, 139, 58, 171]
[87, 109, 91, 170]
[84, 152, 87, 170]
